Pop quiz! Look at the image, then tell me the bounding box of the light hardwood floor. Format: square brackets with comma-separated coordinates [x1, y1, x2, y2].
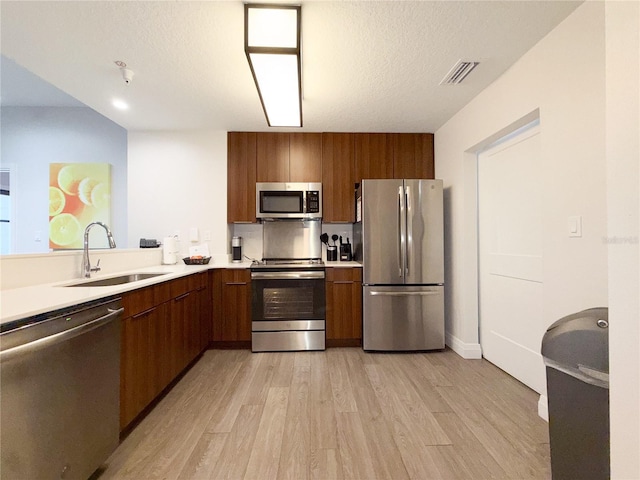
[100, 348, 550, 480]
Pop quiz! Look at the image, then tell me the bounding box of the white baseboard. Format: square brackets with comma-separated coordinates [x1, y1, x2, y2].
[538, 395, 549, 422]
[445, 332, 482, 359]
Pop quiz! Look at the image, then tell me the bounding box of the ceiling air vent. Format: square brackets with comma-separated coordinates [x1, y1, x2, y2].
[440, 60, 479, 85]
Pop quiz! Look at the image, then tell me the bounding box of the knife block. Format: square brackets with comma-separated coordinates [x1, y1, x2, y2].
[340, 244, 352, 261]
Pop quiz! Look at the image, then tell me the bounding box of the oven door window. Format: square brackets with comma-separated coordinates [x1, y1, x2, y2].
[252, 278, 325, 321]
[260, 191, 303, 214]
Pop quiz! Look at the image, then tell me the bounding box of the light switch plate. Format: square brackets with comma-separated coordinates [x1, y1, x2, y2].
[568, 216, 582, 237]
[190, 227, 199, 242]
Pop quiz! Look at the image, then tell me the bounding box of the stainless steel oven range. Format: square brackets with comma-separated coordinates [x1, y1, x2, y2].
[251, 260, 326, 352]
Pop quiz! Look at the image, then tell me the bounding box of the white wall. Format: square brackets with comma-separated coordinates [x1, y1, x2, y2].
[127, 130, 228, 258]
[0, 106, 128, 252]
[605, 1, 640, 477]
[435, 2, 608, 358]
[435, 1, 640, 476]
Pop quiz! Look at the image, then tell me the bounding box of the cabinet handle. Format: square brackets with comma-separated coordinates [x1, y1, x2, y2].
[174, 292, 191, 301]
[132, 306, 157, 319]
[333, 281, 355, 284]
[226, 282, 248, 286]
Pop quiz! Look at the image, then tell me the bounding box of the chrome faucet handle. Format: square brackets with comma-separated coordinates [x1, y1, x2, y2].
[90, 259, 101, 273]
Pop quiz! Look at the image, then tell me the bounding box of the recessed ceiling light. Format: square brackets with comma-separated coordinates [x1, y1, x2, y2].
[112, 99, 129, 110]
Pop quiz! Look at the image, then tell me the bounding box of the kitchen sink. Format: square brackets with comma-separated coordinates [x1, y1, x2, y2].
[63, 273, 168, 287]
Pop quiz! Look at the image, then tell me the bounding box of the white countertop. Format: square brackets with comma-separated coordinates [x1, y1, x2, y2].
[0, 260, 252, 326]
[0, 259, 359, 326]
[324, 261, 362, 268]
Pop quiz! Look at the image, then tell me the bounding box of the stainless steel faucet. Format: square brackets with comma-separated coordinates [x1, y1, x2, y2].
[82, 222, 116, 278]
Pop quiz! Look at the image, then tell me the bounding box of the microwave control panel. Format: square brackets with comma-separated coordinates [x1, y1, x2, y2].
[306, 191, 320, 213]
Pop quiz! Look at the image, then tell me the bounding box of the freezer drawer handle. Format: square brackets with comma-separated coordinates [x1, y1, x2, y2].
[369, 290, 440, 296]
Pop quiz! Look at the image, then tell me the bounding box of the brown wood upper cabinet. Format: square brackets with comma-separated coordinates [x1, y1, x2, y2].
[354, 133, 434, 182]
[256, 132, 290, 182]
[322, 133, 356, 223]
[354, 133, 394, 183]
[256, 132, 322, 183]
[227, 132, 257, 223]
[393, 133, 435, 179]
[289, 133, 322, 182]
[227, 131, 433, 223]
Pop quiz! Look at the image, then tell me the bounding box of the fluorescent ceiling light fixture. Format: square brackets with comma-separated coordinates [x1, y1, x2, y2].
[245, 4, 302, 127]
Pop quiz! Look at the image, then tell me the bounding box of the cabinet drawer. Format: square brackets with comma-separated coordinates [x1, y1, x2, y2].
[169, 274, 200, 298]
[122, 286, 156, 317]
[326, 267, 362, 282]
[223, 269, 251, 284]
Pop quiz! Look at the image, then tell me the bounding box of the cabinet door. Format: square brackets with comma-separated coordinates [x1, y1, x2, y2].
[289, 133, 322, 182]
[199, 272, 212, 352]
[120, 288, 157, 430]
[322, 133, 356, 222]
[325, 268, 362, 345]
[393, 133, 435, 179]
[355, 133, 394, 183]
[211, 269, 223, 341]
[120, 304, 161, 430]
[257, 132, 290, 182]
[120, 314, 138, 430]
[227, 132, 257, 223]
[156, 302, 173, 393]
[217, 269, 252, 342]
[170, 291, 194, 377]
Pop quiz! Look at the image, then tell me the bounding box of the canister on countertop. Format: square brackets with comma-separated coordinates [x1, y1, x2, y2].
[163, 236, 179, 265]
[232, 236, 242, 262]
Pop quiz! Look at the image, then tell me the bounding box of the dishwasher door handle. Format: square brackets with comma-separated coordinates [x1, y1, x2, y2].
[0, 307, 123, 362]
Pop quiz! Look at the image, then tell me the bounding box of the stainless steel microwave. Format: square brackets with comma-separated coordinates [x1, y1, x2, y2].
[256, 182, 322, 219]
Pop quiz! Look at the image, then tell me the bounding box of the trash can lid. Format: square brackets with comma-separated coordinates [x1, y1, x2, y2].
[541, 307, 608, 380]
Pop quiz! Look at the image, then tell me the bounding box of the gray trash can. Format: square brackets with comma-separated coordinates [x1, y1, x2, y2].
[541, 307, 609, 480]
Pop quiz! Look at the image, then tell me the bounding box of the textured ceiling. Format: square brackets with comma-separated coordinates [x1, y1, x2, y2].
[0, 1, 582, 132]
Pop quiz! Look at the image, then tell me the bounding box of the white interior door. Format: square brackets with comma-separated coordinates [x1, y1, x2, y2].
[478, 124, 545, 394]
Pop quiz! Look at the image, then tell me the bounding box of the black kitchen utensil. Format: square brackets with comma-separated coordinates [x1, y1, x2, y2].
[331, 234, 339, 246]
[339, 235, 343, 245]
[320, 233, 329, 246]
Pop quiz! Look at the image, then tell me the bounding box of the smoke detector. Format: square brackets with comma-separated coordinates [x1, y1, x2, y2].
[114, 60, 134, 85]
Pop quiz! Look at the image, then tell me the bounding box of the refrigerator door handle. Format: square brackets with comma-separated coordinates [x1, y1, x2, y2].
[398, 186, 405, 278]
[405, 185, 412, 277]
[369, 290, 441, 296]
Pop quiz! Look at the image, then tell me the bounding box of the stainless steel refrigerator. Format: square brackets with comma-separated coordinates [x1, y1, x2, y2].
[354, 179, 444, 351]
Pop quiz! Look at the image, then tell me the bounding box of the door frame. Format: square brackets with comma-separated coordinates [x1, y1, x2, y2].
[451, 109, 546, 418]
[450, 109, 540, 360]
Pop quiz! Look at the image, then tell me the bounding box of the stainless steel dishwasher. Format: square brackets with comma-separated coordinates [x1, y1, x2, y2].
[0, 297, 123, 480]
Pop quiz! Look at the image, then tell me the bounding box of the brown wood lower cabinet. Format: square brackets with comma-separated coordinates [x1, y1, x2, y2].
[120, 273, 210, 431]
[325, 268, 363, 347]
[211, 269, 252, 348]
